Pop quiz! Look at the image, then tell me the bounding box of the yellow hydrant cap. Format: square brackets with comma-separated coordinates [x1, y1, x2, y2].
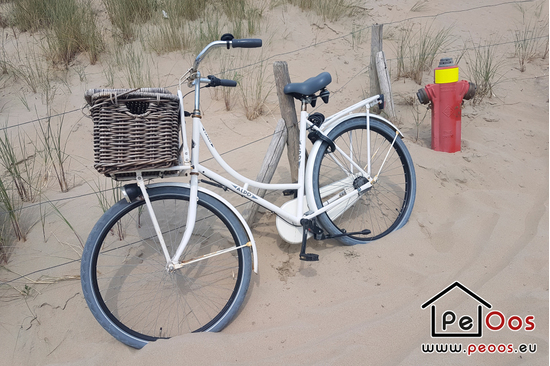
[435, 67, 459, 83]
[434, 58, 459, 84]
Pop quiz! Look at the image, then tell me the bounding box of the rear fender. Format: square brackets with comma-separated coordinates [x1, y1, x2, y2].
[321, 112, 403, 137]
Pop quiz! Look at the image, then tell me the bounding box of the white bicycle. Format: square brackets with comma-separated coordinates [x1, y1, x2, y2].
[81, 35, 416, 349]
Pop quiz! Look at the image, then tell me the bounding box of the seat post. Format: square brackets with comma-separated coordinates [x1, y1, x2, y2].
[301, 100, 308, 112]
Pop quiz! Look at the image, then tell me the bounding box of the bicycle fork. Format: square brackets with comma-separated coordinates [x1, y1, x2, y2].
[134, 172, 199, 271]
[134, 93, 252, 271]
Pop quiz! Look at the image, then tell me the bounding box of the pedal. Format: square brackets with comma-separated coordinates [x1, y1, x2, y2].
[282, 189, 297, 197]
[300, 253, 319, 261]
[299, 219, 321, 262]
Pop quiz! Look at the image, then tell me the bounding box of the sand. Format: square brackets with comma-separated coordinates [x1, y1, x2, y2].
[0, 0, 548, 365]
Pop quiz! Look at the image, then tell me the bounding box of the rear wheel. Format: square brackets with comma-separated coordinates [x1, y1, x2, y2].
[81, 186, 252, 348]
[311, 117, 416, 245]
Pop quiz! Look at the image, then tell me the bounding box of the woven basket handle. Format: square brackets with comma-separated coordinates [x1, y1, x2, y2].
[124, 110, 152, 118]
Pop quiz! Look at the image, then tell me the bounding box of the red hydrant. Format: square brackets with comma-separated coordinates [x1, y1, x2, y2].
[417, 58, 476, 153]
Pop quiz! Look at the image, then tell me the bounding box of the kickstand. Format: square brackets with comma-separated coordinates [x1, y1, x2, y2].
[299, 219, 320, 261]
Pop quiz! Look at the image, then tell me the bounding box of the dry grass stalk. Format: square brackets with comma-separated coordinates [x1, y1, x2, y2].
[395, 22, 453, 84]
[513, 4, 549, 72]
[11, 0, 103, 65]
[88, 177, 124, 240]
[0, 125, 40, 203]
[284, 0, 364, 21]
[410, 0, 429, 12]
[239, 58, 272, 120]
[465, 39, 506, 105]
[0, 176, 26, 242]
[36, 112, 72, 193]
[102, 0, 156, 43]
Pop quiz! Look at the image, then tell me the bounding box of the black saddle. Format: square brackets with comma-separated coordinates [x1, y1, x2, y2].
[284, 72, 332, 100]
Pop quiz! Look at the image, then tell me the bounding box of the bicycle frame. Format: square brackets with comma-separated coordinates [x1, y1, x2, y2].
[134, 41, 401, 270]
[194, 97, 390, 226]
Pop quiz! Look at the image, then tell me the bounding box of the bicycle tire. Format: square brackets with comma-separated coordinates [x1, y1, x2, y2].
[310, 117, 416, 245]
[81, 186, 252, 349]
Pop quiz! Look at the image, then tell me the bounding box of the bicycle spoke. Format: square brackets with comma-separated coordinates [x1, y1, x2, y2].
[312, 118, 415, 244]
[82, 187, 251, 347]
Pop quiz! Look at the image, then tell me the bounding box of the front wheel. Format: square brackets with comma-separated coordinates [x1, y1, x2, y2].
[310, 117, 416, 245]
[81, 186, 252, 349]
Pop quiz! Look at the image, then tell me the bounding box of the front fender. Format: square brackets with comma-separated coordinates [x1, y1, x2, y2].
[146, 182, 259, 274]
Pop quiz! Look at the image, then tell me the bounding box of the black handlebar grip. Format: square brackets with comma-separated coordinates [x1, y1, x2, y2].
[207, 75, 237, 87]
[219, 79, 237, 87]
[232, 39, 262, 48]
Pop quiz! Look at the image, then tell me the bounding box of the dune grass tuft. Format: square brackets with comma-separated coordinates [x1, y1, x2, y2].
[395, 22, 453, 85]
[102, 0, 157, 43]
[0, 124, 40, 203]
[11, 0, 104, 65]
[0, 176, 25, 242]
[465, 39, 506, 105]
[36, 111, 72, 193]
[284, 0, 363, 22]
[239, 56, 272, 120]
[512, 3, 549, 72]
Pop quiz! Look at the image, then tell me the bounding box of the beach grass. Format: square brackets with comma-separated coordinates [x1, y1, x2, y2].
[35, 110, 72, 193]
[102, 0, 157, 43]
[465, 39, 506, 105]
[284, 0, 363, 21]
[0, 176, 25, 242]
[395, 22, 453, 84]
[512, 4, 549, 71]
[239, 55, 272, 120]
[0, 123, 40, 203]
[11, 0, 104, 65]
[410, 0, 429, 12]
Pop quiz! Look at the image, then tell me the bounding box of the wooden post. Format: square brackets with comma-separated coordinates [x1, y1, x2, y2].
[273, 61, 300, 183]
[376, 51, 396, 119]
[370, 24, 383, 97]
[242, 119, 288, 225]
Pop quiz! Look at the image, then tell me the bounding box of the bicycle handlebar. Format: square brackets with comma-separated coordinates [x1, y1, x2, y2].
[191, 36, 263, 73]
[231, 39, 262, 48]
[206, 75, 237, 88]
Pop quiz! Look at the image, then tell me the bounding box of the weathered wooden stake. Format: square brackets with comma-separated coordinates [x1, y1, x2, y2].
[370, 24, 384, 97]
[242, 119, 288, 225]
[273, 61, 300, 183]
[376, 51, 396, 119]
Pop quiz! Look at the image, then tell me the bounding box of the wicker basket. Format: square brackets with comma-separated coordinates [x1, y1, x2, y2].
[85, 88, 181, 180]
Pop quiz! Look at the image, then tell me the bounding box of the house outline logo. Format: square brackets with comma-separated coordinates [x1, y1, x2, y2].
[421, 281, 492, 338]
